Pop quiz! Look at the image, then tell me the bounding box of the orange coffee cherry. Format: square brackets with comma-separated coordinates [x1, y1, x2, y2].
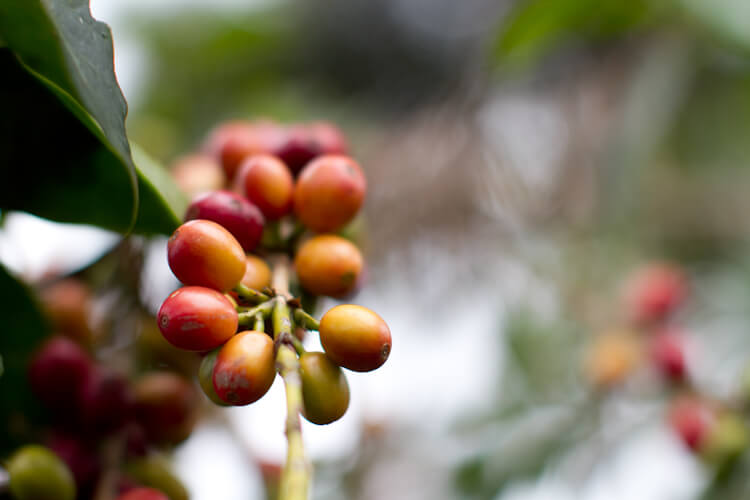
[294, 235, 362, 297]
[213, 330, 276, 405]
[319, 305, 391, 372]
[235, 155, 294, 220]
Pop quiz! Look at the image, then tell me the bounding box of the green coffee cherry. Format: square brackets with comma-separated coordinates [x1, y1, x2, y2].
[6, 445, 75, 500]
[124, 455, 188, 500]
[199, 349, 229, 406]
[300, 352, 350, 425]
[701, 412, 749, 466]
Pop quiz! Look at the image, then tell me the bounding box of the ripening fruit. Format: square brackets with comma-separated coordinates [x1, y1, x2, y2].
[213, 330, 276, 405]
[198, 349, 229, 405]
[123, 455, 188, 500]
[651, 329, 687, 382]
[235, 155, 294, 220]
[204, 120, 284, 180]
[241, 255, 272, 291]
[167, 220, 246, 291]
[39, 279, 96, 346]
[300, 352, 350, 424]
[273, 122, 348, 175]
[6, 445, 76, 500]
[185, 191, 265, 252]
[584, 331, 639, 389]
[28, 336, 93, 412]
[117, 488, 169, 500]
[319, 305, 391, 372]
[294, 235, 363, 297]
[157, 287, 238, 351]
[78, 367, 133, 434]
[170, 154, 225, 198]
[701, 412, 749, 465]
[294, 155, 366, 232]
[133, 372, 199, 446]
[47, 434, 101, 495]
[624, 263, 687, 324]
[669, 396, 714, 452]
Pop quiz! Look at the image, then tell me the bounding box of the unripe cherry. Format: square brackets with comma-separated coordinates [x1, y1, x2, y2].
[319, 305, 391, 372]
[235, 155, 294, 220]
[668, 396, 714, 452]
[184, 191, 264, 252]
[294, 235, 363, 297]
[204, 120, 284, 180]
[133, 372, 199, 446]
[28, 336, 93, 412]
[213, 330, 276, 405]
[157, 286, 238, 351]
[651, 328, 687, 382]
[78, 367, 133, 434]
[122, 455, 188, 500]
[167, 220, 246, 291]
[39, 279, 96, 346]
[6, 445, 76, 500]
[198, 349, 229, 406]
[117, 488, 169, 500]
[294, 155, 366, 232]
[273, 122, 347, 175]
[624, 263, 687, 324]
[170, 154, 225, 198]
[300, 352, 350, 425]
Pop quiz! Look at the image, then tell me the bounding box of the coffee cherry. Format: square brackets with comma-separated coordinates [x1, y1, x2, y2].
[204, 120, 284, 180]
[240, 255, 272, 291]
[136, 317, 199, 377]
[185, 191, 265, 252]
[28, 336, 93, 412]
[168, 220, 246, 291]
[39, 279, 96, 346]
[6, 445, 76, 500]
[300, 352, 350, 425]
[651, 329, 686, 382]
[294, 235, 363, 297]
[669, 396, 714, 452]
[157, 287, 238, 351]
[133, 372, 199, 446]
[584, 332, 639, 389]
[319, 305, 391, 372]
[235, 155, 294, 220]
[198, 349, 229, 406]
[78, 367, 133, 434]
[294, 155, 366, 233]
[123, 455, 188, 500]
[47, 433, 101, 495]
[117, 488, 169, 500]
[213, 330, 276, 405]
[624, 263, 687, 324]
[170, 154, 225, 198]
[273, 122, 347, 175]
[701, 412, 749, 465]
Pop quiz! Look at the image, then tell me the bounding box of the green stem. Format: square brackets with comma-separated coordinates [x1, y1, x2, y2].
[293, 309, 319, 331]
[272, 297, 293, 344]
[237, 301, 274, 326]
[254, 313, 265, 332]
[290, 335, 306, 356]
[234, 283, 270, 304]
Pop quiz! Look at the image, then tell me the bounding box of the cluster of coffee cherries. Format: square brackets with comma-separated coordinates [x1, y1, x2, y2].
[4, 279, 191, 500]
[159, 119, 391, 424]
[585, 262, 750, 466]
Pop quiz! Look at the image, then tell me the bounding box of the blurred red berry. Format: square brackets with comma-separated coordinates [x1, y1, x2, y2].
[185, 190, 264, 252]
[624, 263, 688, 324]
[651, 329, 687, 382]
[78, 367, 133, 434]
[116, 487, 169, 500]
[273, 122, 348, 175]
[668, 396, 714, 452]
[29, 336, 93, 413]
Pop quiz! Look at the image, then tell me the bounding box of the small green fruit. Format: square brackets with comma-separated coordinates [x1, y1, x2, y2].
[123, 455, 188, 500]
[300, 352, 350, 425]
[6, 445, 75, 500]
[199, 349, 229, 406]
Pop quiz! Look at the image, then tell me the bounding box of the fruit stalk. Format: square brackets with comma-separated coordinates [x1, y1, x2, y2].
[271, 255, 310, 500]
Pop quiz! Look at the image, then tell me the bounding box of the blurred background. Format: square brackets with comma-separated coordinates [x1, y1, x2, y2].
[6, 0, 750, 498]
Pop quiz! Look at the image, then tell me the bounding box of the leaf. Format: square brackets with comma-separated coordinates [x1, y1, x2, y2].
[0, 264, 49, 451]
[132, 143, 189, 235]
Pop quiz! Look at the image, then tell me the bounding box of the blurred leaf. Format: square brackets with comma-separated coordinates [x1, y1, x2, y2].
[132, 144, 189, 235]
[0, 264, 49, 451]
[680, 0, 750, 50]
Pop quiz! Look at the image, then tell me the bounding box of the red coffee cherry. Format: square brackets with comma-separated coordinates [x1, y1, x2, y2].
[198, 349, 229, 406]
[300, 352, 350, 425]
[273, 122, 347, 175]
[185, 190, 265, 252]
[624, 263, 688, 324]
[157, 286, 238, 351]
[39, 279, 96, 347]
[133, 372, 199, 446]
[668, 396, 714, 452]
[651, 328, 687, 382]
[204, 120, 284, 180]
[235, 155, 294, 220]
[28, 336, 93, 412]
[294, 235, 362, 297]
[294, 155, 366, 232]
[78, 367, 133, 434]
[47, 433, 101, 494]
[167, 220, 246, 291]
[319, 305, 391, 372]
[213, 330, 276, 405]
[170, 154, 225, 198]
[117, 488, 169, 500]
